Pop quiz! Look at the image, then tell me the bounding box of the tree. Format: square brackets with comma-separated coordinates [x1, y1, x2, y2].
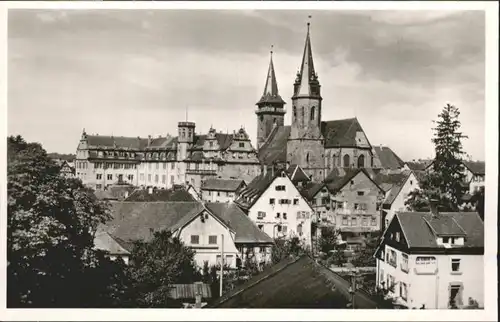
[317, 226, 342, 254]
[127, 230, 200, 308]
[7, 135, 121, 307]
[406, 104, 469, 211]
[271, 236, 306, 264]
[470, 186, 485, 221]
[350, 233, 379, 268]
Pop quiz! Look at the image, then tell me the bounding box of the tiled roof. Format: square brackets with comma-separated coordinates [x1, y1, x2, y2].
[396, 212, 484, 249]
[324, 167, 358, 184]
[209, 255, 379, 308]
[235, 170, 282, 208]
[373, 170, 412, 206]
[93, 231, 130, 255]
[124, 188, 196, 202]
[94, 184, 136, 201]
[201, 179, 245, 192]
[204, 203, 273, 244]
[169, 283, 212, 300]
[423, 216, 467, 237]
[257, 126, 291, 165]
[300, 182, 325, 201]
[405, 160, 433, 171]
[286, 164, 311, 183]
[321, 118, 369, 148]
[373, 146, 405, 170]
[86, 135, 149, 149]
[463, 161, 485, 175]
[101, 201, 205, 244]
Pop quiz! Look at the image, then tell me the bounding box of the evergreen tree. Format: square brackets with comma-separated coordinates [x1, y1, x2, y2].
[406, 104, 469, 211]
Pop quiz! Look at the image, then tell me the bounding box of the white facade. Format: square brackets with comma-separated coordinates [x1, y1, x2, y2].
[174, 209, 272, 269]
[201, 189, 237, 203]
[376, 244, 484, 309]
[246, 173, 313, 247]
[463, 167, 485, 194]
[384, 172, 419, 228]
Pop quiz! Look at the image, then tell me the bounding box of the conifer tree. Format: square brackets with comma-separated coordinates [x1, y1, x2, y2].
[406, 104, 469, 211]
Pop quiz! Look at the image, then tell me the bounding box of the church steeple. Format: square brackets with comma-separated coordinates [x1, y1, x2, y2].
[293, 20, 321, 99]
[257, 47, 285, 105]
[255, 46, 286, 150]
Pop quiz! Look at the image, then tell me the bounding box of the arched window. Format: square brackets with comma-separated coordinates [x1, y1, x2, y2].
[306, 153, 310, 163]
[357, 154, 365, 168]
[311, 106, 315, 121]
[293, 106, 297, 119]
[343, 154, 350, 167]
[301, 106, 305, 119]
[260, 115, 263, 122]
[273, 117, 276, 124]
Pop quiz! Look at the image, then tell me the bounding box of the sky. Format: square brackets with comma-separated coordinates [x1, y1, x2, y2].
[7, 9, 485, 161]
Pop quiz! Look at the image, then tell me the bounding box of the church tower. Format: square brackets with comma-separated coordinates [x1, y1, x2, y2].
[255, 48, 286, 150]
[287, 21, 326, 181]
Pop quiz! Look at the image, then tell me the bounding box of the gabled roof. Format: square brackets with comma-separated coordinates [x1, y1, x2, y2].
[235, 170, 283, 209]
[324, 167, 358, 184]
[209, 255, 379, 308]
[324, 168, 384, 195]
[257, 125, 290, 165]
[396, 212, 484, 249]
[300, 182, 325, 201]
[204, 203, 273, 244]
[320, 118, 369, 148]
[124, 188, 196, 202]
[94, 184, 136, 201]
[462, 160, 485, 175]
[373, 146, 405, 170]
[286, 164, 311, 183]
[101, 201, 205, 244]
[201, 178, 245, 192]
[169, 284, 212, 300]
[405, 160, 434, 171]
[93, 231, 130, 255]
[373, 170, 413, 206]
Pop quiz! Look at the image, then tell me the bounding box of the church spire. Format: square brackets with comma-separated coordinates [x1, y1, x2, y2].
[293, 17, 321, 98]
[257, 45, 285, 105]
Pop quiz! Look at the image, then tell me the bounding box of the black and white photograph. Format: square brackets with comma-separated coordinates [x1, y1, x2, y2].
[1, 1, 497, 320]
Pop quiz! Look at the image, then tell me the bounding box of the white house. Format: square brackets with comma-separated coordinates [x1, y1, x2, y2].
[374, 203, 484, 309]
[235, 169, 314, 248]
[100, 201, 273, 269]
[200, 178, 246, 203]
[462, 161, 485, 194]
[93, 231, 131, 265]
[372, 170, 419, 230]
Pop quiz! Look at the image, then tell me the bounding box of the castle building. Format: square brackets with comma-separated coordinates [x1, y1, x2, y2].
[75, 124, 261, 192]
[257, 22, 384, 182]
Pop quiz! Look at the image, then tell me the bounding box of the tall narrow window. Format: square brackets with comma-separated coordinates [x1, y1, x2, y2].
[357, 154, 365, 168]
[311, 106, 315, 120]
[293, 106, 297, 119]
[301, 106, 305, 119]
[306, 153, 310, 163]
[343, 154, 350, 167]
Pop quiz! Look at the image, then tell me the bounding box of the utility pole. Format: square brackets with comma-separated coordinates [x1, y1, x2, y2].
[219, 234, 224, 296]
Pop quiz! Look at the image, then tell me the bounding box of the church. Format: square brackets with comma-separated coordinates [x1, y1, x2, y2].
[256, 22, 384, 182]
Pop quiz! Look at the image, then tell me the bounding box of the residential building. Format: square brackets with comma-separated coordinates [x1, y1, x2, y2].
[322, 168, 386, 247]
[200, 178, 246, 203]
[235, 169, 314, 247]
[75, 126, 261, 192]
[99, 201, 273, 269]
[94, 182, 136, 201]
[462, 161, 485, 194]
[285, 164, 312, 188]
[208, 255, 380, 308]
[374, 204, 484, 309]
[256, 22, 386, 182]
[59, 160, 75, 178]
[371, 170, 420, 230]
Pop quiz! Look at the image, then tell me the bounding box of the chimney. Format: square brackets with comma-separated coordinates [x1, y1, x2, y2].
[194, 282, 203, 308]
[148, 187, 153, 195]
[429, 199, 439, 218]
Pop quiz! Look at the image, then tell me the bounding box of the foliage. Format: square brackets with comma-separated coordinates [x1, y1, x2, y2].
[271, 236, 306, 264]
[7, 135, 123, 307]
[406, 104, 469, 212]
[350, 234, 379, 268]
[127, 230, 200, 308]
[47, 152, 76, 161]
[317, 226, 342, 254]
[470, 186, 485, 221]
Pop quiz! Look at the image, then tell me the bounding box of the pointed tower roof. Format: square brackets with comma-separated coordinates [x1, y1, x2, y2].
[257, 47, 286, 106]
[294, 20, 320, 98]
